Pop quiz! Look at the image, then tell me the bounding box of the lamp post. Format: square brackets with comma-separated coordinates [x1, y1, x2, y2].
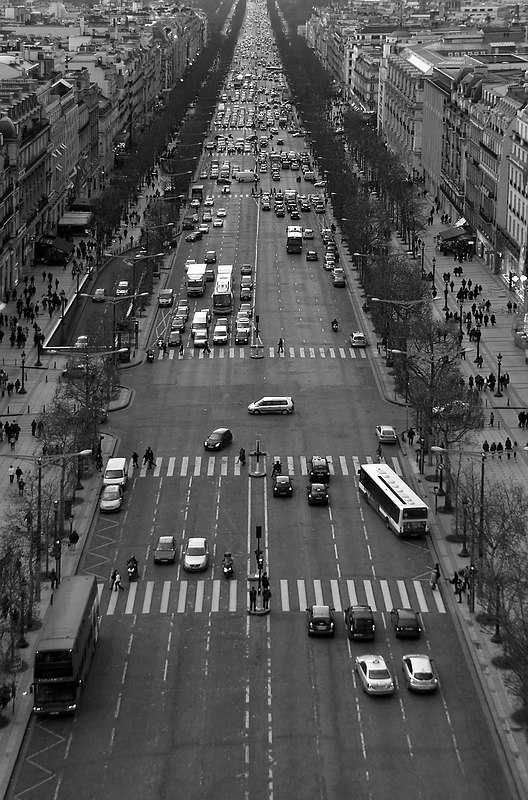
[52, 499, 60, 585]
[35, 330, 43, 367]
[459, 297, 464, 337]
[443, 279, 449, 311]
[494, 352, 503, 397]
[431, 257, 436, 290]
[460, 498, 469, 558]
[474, 321, 482, 363]
[421, 242, 425, 273]
[16, 574, 28, 649]
[19, 350, 27, 394]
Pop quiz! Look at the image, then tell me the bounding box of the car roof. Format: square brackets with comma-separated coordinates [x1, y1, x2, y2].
[358, 654, 387, 666]
[394, 607, 418, 620]
[311, 483, 327, 490]
[157, 536, 175, 545]
[311, 456, 328, 466]
[404, 653, 432, 666]
[212, 427, 229, 434]
[350, 605, 373, 616]
[187, 537, 206, 547]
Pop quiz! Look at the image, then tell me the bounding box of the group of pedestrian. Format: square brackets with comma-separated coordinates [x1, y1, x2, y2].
[450, 566, 474, 603]
[109, 568, 124, 592]
[482, 438, 517, 459]
[3, 420, 20, 450]
[8, 464, 25, 494]
[248, 571, 272, 611]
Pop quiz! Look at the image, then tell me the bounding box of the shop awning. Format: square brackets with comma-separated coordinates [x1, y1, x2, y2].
[439, 227, 466, 241]
[53, 237, 74, 255]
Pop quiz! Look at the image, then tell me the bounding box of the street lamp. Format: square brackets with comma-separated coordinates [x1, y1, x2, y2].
[431, 257, 436, 290]
[16, 573, 28, 649]
[474, 321, 482, 363]
[35, 329, 43, 367]
[19, 351, 27, 394]
[459, 297, 464, 337]
[421, 242, 425, 272]
[443, 279, 449, 311]
[495, 352, 503, 397]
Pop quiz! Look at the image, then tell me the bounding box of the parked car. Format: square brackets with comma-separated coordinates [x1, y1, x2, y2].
[99, 485, 123, 513]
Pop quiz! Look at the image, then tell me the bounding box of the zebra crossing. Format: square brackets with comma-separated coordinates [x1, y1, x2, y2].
[134, 454, 402, 479]
[158, 346, 368, 360]
[97, 576, 446, 617]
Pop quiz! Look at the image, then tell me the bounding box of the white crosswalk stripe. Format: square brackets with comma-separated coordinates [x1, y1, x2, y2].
[164, 346, 367, 360]
[132, 454, 403, 478]
[97, 576, 447, 617]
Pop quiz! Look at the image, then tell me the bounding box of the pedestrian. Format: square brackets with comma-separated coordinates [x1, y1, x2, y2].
[482, 439, 490, 454]
[262, 587, 272, 609]
[277, 336, 284, 354]
[451, 571, 461, 594]
[490, 442, 497, 458]
[7, 465, 14, 483]
[249, 586, 257, 612]
[179, 341, 184, 357]
[513, 441, 518, 458]
[430, 563, 440, 590]
[114, 572, 124, 591]
[18, 478, 24, 495]
[68, 529, 79, 550]
[31, 419, 37, 436]
[49, 569, 57, 590]
[489, 412, 494, 427]
[109, 568, 117, 591]
[505, 437, 512, 459]
[262, 572, 270, 591]
[15, 466, 22, 483]
[132, 451, 139, 468]
[407, 427, 415, 446]
[496, 441, 504, 460]
[204, 340, 211, 355]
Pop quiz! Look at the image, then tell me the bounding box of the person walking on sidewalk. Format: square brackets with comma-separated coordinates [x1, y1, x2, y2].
[7, 465, 14, 483]
[132, 451, 139, 468]
[114, 572, 124, 592]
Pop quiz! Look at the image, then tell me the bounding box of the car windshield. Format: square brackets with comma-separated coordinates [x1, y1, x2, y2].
[210, 433, 222, 441]
[157, 541, 174, 550]
[187, 545, 205, 556]
[104, 487, 120, 498]
[414, 670, 434, 680]
[370, 668, 390, 680]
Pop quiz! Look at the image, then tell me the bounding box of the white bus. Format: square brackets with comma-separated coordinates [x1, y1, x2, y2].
[213, 265, 234, 315]
[358, 463, 428, 536]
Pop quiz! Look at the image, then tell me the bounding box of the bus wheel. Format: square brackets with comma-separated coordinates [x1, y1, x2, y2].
[385, 517, 391, 529]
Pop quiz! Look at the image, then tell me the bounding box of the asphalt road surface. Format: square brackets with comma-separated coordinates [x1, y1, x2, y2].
[7, 3, 518, 799]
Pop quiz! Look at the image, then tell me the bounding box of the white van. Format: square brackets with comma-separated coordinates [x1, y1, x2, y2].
[103, 457, 129, 488]
[158, 289, 174, 307]
[191, 310, 210, 338]
[247, 397, 294, 415]
[237, 170, 257, 183]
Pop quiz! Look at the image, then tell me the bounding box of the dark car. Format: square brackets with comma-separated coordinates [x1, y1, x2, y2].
[204, 427, 233, 451]
[273, 474, 293, 497]
[153, 536, 177, 564]
[306, 604, 335, 636]
[168, 329, 182, 347]
[240, 286, 252, 302]
[390, 608, 422, 639]
[344, 605, 376, 640]
[241, 264, 253, 276]
[306, 250, 318, 262]
[216, 177, 232, 185]
[185, 231, 203, 242]
[307, 483, 329, 505]
[309, 456, 330, 483]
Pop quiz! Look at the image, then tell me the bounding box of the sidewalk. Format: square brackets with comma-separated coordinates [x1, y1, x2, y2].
[349, 209, 528, 798]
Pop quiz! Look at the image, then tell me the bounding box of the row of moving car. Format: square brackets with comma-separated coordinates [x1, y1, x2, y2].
[306, 604, 436, 694]
[153, 536, 209, 571]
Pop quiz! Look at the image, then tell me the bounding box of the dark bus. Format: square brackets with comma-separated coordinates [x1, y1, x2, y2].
[33, 575, 100, 715]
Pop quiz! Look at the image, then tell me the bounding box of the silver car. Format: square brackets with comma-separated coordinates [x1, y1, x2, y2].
[183, 537, 209, 572]
[401, 654, 438, 692]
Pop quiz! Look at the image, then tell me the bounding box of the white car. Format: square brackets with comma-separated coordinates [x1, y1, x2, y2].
[116, 281, 129, 296]
[212, 325, 229, 345]
[376, 425, 397, 444]
[99, 485, 123, 513]
[350, 331, 367, 348]
[183, 537, 209, 571]
[190, 198, 201, 208]
[303, 229, 314, 239]
[401, 654, 438, 692]
[212, 218, 224, 228]
[204, 196, 214, 207]
[198, 224, 209, 234]
[216, 208, 227, 217]
[93, 288, 106, 302]
[193, 330, 209, 348]
[355, 654, 395, 695]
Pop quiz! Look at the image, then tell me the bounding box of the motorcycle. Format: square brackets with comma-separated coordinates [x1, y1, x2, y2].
[222, 554, 234, 580]
[127, 560, 138, 581]
[331, 320, 339, 332]
[146, 349, 155, 363]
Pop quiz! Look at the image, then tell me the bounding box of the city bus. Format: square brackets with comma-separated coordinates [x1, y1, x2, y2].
[33, 575, 100, 715]
[213, 264, 234, 315]
[357, 463, 429, 536]
[286, 225, 303, 254]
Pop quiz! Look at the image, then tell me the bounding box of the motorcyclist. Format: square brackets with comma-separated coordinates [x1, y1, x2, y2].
[127, 555, 138, 570]
[331, 318, 339, 330]
[222, 552, 233, 570]
[271, 460, 282, 477]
